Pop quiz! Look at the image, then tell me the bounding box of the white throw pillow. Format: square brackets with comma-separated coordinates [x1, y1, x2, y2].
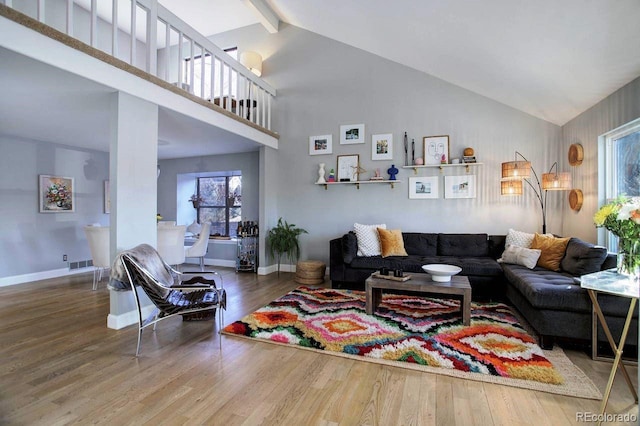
[499, 244, 542, 269]
[354, 223, 386, 257]
[505, 228, 535, 248]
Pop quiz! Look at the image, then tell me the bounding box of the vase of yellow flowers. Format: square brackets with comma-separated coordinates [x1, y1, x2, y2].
[594, 196, 640, 279]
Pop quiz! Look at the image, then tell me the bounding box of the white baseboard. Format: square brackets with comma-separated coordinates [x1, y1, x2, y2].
[0, 266, 93, 287]
[107, 304, 156, 330]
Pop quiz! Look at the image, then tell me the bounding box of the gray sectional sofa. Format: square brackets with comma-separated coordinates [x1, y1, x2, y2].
[329, 231, 638, 350]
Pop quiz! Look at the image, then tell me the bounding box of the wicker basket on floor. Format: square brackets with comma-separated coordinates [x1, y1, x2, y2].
[295, 260, 326, 285]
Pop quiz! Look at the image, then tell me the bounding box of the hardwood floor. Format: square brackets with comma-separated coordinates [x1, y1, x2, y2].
[0, 269, 637, 425]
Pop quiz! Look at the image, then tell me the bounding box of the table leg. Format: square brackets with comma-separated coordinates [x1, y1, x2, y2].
[462, 291, 471, 326]
[366, 286, 382, 315]
[587, 290, 638, 418]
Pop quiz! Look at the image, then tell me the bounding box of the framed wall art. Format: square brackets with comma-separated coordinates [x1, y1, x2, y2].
[309, 134, 332, 155]
[340, 124, 365, 144]
[371, 133, 393, 160]
[423, 135, 450, 165]
[337, 154, 360, 182]
[408, 176, 439, 199]
[39, 175, 75, 213]
[444, 175, 476, 199]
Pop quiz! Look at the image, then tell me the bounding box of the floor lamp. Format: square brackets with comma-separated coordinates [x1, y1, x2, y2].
[239, 51, 262, 120]
[500, 151, 571, 234]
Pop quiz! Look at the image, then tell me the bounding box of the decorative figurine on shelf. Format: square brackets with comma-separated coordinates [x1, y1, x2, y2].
[440, 153, 447, 164]
[316, 163, 326, 184]
[387, 164, 399, 180]
[370, 168, 383, 180]
[327, 168, 336, 182]
[403, 132, 409, 166]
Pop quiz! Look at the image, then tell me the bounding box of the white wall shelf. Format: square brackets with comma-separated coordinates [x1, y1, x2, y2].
[316, 180, 401, 190]
[402, 163, 483, 174]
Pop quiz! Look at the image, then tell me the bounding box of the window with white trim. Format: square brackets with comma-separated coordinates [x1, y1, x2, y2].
[601, 118, 640, 250]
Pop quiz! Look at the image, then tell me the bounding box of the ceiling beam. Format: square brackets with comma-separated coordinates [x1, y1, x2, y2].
[241, 0, 279, 33]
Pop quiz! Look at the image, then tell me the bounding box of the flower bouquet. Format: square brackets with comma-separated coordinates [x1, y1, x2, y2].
[594, 196, 640, 278]
[46, 182, 72, 209]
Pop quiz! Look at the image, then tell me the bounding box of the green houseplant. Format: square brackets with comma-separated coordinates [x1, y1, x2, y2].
[267, 217, 308, 274]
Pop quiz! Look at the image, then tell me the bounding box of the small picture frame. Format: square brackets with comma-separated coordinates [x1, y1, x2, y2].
[371, 133, 393, 160]
[340, 124, 365, 144]
[444, 175, 476, 199]
[309, 135, 332, 155]
[104, 180, 111, 214]
[409, 176, 439, 199]
[423, 135, 450, 165]
[39, 175, 75, 213]
[337, 154, 360, 182]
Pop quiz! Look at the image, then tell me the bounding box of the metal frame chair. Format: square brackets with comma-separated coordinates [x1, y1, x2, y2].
[118, 244, 225, 356]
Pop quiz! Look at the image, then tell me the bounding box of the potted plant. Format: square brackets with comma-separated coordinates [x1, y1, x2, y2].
[189, 194, 204, 208]
[267, 217, 308, 275]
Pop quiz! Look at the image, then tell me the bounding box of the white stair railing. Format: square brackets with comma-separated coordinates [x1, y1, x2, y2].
[1, 0, 275, 131]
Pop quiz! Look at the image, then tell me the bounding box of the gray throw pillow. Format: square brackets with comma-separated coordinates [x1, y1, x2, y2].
[560, 238, 608, 276]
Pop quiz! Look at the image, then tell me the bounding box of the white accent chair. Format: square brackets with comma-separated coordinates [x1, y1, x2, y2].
[84, 225, 110, 290]
[157, 225, 186, 268]
[185, 223, 211, 271]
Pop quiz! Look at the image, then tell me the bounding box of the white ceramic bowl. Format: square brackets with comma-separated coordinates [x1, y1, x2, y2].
[422, 264, 462, 282]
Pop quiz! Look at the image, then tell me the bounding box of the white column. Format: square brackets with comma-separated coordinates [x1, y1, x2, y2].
[107, 91, 158, 329]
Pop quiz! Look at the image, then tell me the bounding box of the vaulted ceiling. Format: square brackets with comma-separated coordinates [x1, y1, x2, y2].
[162, 0, 640, 126]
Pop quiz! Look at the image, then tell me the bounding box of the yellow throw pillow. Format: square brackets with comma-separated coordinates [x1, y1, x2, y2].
[530, 233, 570, 271]
[377, 228, 408, 257]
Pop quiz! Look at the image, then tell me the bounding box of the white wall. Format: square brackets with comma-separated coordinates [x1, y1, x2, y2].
[561, 77, 640, 243]
[210, 23, 564, 267]
[0, 135, 109, 280]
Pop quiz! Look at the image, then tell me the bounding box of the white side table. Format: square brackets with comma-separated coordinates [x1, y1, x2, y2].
[580, 270, 639, 420]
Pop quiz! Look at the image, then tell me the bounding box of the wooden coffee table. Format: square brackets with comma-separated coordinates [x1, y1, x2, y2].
[365, 273, 472, 326]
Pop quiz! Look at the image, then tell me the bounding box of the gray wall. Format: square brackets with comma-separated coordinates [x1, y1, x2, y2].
[0, 135, 109, 278]
[561, 77, 640, 243]
[211, 23, 564, 266]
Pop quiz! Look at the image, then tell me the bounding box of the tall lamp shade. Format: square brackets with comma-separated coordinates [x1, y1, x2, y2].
[240, 51, 263, 77]
[501, 160, 531, 179]
[541, 172, 571, 190]
[501, 179, 523, 195]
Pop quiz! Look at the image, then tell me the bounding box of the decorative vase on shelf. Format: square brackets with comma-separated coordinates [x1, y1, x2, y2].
[617, 240, 640, 280]
[316, 163, 326, 184]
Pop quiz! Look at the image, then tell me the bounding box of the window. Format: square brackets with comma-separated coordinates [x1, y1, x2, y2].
[196, 175, 242, 237]
[602, 118, 640, 249]
[183, 47, 237, 100]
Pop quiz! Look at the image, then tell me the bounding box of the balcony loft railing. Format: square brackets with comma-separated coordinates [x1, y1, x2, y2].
[1, 0, 276, 132]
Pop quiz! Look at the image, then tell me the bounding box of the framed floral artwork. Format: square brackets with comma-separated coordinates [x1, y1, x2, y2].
[408, 176, 439, 199]
[423, 135, 450, 165]
[340, 124, 365, 144]
[309, 134, 332, 155]
[371, 133, 393, 160]
[39, 175, 75, 213]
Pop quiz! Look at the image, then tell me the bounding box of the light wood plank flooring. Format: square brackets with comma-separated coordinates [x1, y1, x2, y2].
[0, 268, 637, 425]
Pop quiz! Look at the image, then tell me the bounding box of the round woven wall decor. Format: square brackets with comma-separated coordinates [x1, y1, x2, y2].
[569, 189, 583, 211]
[568, 144, 584, 166]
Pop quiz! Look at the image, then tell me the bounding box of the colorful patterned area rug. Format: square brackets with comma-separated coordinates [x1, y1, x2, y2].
[222, 286, 601, 399]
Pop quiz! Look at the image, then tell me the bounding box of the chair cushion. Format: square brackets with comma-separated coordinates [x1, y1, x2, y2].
[402, 233, 438, 256]
[378, 228, 408, 257]
[438, 234, 489, 257]
[560, 238, 608, 276]
[342, 232, 358, 264]
[499, 245, 541, 269]
[354, 223, 386, 256]
[530, 233, 570, 271]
